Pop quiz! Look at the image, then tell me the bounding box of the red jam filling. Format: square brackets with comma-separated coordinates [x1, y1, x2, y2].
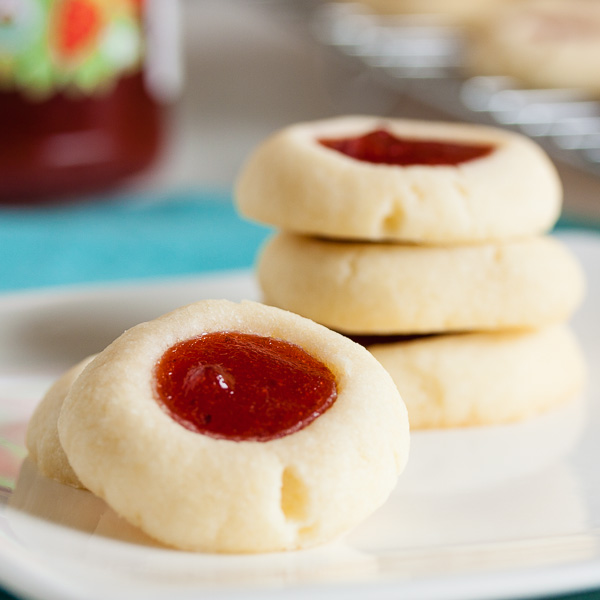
[318, 129, 494, 166]
[153, 332, 338, 442]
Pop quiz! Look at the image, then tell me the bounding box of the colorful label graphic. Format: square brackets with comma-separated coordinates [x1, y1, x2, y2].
[0, 0, 144, 97]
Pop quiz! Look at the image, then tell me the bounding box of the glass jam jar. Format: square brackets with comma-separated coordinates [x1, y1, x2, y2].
[0, 0, 173, 202]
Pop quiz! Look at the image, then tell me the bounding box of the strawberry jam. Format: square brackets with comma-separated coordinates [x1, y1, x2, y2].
[153, 332, 338, 442]
[319, 129, 494, 166]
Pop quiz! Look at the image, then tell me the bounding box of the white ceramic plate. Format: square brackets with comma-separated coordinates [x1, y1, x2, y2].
[0, 232, 599, 600]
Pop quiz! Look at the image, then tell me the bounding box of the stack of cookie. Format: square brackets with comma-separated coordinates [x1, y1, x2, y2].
[236, 115, 586, 429]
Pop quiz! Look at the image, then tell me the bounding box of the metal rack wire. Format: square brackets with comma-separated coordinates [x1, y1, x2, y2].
[312, 2, 600, 178]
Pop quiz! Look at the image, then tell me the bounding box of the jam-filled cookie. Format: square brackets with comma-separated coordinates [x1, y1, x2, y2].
[258, 232, 584, 335]
[26, 355, 95, 489]
[365, 324, 586, 428]
[464, 0, 600, 95]
[58, 300, 409, 553]
[236, 116, 561, 244]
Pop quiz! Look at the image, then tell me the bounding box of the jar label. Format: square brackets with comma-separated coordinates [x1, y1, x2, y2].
[0, 0, 144, 98]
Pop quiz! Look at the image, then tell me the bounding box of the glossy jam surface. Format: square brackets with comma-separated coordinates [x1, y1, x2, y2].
[318, 129, 494, 166]
[154, 332, 338, 442]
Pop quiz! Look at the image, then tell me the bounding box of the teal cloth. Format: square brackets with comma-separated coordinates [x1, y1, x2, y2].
[0, 189, 594, 293]
[0, 188, 271, 292]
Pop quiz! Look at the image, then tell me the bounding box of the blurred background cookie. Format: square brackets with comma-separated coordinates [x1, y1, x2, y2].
[348, 0, 518, 25]
[464, 0, 600, 95]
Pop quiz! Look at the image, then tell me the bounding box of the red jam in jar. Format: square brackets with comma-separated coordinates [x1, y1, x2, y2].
[0, 0, 170, 203]
[153, 332, 338, 442]
[319, 129, 494, 166]
[0, 73, 162, 202]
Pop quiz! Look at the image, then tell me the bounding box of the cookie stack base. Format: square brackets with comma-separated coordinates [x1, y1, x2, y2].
[367, 324, 586, 429]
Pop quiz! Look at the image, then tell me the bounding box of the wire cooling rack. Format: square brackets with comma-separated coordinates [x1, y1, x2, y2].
[311, 2, 600, 178]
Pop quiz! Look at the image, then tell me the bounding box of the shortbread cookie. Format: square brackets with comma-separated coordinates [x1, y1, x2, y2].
[464, 0, 600, 95]
[236, 116, 561, 243]
[258, 232, 584, 335]
[364, 324, 586, 428]
[25, 355, 95, 489]
[58, 299, 409, 553]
